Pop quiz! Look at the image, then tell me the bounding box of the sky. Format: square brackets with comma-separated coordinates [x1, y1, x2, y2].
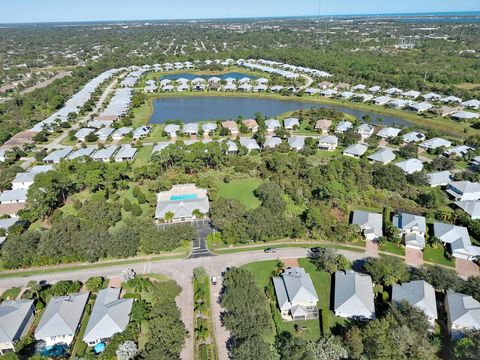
[0, 0, 479, 24]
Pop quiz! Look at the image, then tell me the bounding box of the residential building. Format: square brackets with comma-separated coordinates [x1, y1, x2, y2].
[112, 127, 133, 141]
[0, 300, 35, 355]
[74, 128, 95, 142]
[91, 145, 118, 162]
[164, 124, 181, 138]
[462, 99, 480, 110]
[334, 270, 375, 319]
[451, 111, 480, 121]
[434, 222, 480, 260]
[445, 290, 480, 339]
[0, 149, 5, 162]
[155, 184, 209, 223]
[394, 159, 423, 174]
[264, 137, 282, 149]
[402, 131, 426, 143]
[343, 143, 368, 158]
[444, 145, 472, 158]
[335, 121, 353, 133]
[392, 281, 437, 325]
[35, 292, 89, 347]
[273, 267, 319, 321]
[315, 119, 332, 134]
[427, 171, 452, 187]
[367, 148, 396, 165]
[318, 135, 338, 151]
[284, 118, 300, 130]
[95, 127, 115, 141]
[351, 210, 383, 241]
[409, 102, 434, 113]
[132, 126, 151, 140]
[377, 127, 401, 139]
[202, 123, 217, 134]
[241, 119, 259, 133]
[446, 181, 480, 201]
[114, 145, 137, 162]
[67, 146, 96, 161]
[403, 90, 421, 99]
[393, 212, 426, 250]
[419, 138, 452, 150]
[43, 147, 73, 164]
[239, 138, 260, 152]
[83, 288, 133, 346]
[224, 140, 238, 154]
[0, 189, 28, 205]
[455, 201, 480, 220]
[372, 95, 391, 106]
[183, 123, 199, 136]
[221, 121, 239, 136]
[265, 119, 281, 133]
[356, 124, 375, 138]
[288, 136, 305, 151]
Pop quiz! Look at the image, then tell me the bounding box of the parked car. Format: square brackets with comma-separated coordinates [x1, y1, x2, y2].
[264, 247, 277, 253]
[310, 247, 324, 254]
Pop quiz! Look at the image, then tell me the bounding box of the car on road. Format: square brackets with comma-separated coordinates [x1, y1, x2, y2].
[310, 247, 324, 254]
[264, 247, 277, 253]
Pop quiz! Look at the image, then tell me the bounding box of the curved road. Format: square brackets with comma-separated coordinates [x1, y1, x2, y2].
[0, 247, 365, 360]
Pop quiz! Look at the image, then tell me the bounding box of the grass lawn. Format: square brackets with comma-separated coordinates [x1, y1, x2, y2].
[241, 260, 280, 289]
[213, 242, 365, 255]
[423, 246, 455, 267]
[0, 287, 21, 300]
[379, 242, 406, 256]
[144, 124, 169, 142]
[133, 145, 153, 168]
[217, 178, 262, 210]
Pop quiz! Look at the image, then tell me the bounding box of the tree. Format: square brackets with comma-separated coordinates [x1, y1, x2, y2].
[121, 268, 136, 283]
[106, 224, 139, 258]
[452, 331, 480, 360]
[131, 204, 142, 216]
[231, 336, 279, 360]
[275, 332, 314, 360]
[85, 276, 105, 292]
[116, 340, 139, 360]
[123, 198, 132, 211]
[372, 164, 407, 192]
[343, 326, 364, 360]
[314, 336, 348, 360]
[309, 249, 350, 274]
[411, 265, 461, 292]
[85, 132, 99, 142]
[364, 256, 410, 286]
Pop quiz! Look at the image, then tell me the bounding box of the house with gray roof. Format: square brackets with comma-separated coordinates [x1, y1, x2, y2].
[335, 121, 353, 133]
[91, 145, 118, 162]
[368, 85, 381, 93]
[83, 288, 133, 346]
[284, 118, 300, 130]
[394, 159, 423, 174]
[202, 123, 217, 134]
[343, 143, 368, 158]
[164, 124, 181, 138]
[155, 184, 209, 223]
[368, 148, 396, 165]
[288, 136, 305, 151]
[318, 135, 338, 151]
[427, 170, 452, 187]
[114, 145, 137, 162]
[419, 137, 452, 150]
[408, 102, 433, 113]
[393, 212, 427, 250]
[74, 128, 95, 142]
[0, 217, 20, 232]
[402, 131, 426, 143]
[265, 119, 281, 133]
[95, 127, 115, 141]
[11, 172, 36, 190]
[43, 147, 73, 164]
[151, 143, 171, 155]
[444, 145, 472, 158]
[239, 138, 260, 152]
[183, 123, 199, 136]
[446, 181, 480, 201]
[392, 281, 437, 325]
[35, 292, 89, 347]
[273, 267, 319, 321]
[0, 189, 28, 205]
[446, 290, 480, 339]
[264, 137, 282, 149]
[462, 99, 480, 110]
[112, 127, 133, 141]
[403, 90, 421, 99]
[441, 96, 463, 104]
[372, 95, 392, 106]
[0, 300, 35, 355]
[455, 201, 480, 220]
[224, 140, 238, 154]
[351, 210, 383, 241]
[451, 111, 480, 121]
[377, 127, 401, 139]
[356, 124, 375, 138]
[334, 270, 375, 319]
[434, 222, 480, 261]
[132, 126, 151, 140]
[67, 146, 96, 161]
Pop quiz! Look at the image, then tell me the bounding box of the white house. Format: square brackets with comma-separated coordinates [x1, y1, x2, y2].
[394, 159, 423, 174]
[343, 143, 368, 158]
[393, 212, 427, 250]
[392, 281, 437, 326]
[368, 149, 396, 165]
[0, 300, 35, 355]
[351, 210, 383, 241]
[446, 181, 480, 201]
[318, 135, 338, 151]
[446, 291, 480, 339]
[377, 127, 401, 139]
[427, 171, 452, 187]
[434, 222, 480, 261]
[334, 270, 375, 319]
[265, 119, 281, 133]
[155, 184, 209, 223]
[356, 124, 375, 138]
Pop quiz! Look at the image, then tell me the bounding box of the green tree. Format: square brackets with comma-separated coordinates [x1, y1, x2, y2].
[364, 256, 410, 286]
[85, 276, 105, 292]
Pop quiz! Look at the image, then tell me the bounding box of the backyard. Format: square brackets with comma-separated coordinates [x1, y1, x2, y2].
[217, 178, 262, 210]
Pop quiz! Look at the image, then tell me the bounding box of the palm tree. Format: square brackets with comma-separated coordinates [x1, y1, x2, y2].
[164, 211, 174, 223]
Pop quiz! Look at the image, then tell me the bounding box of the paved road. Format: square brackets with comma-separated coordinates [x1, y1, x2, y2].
[0, 247, 365, 360]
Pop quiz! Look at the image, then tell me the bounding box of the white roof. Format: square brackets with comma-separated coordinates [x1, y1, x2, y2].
[420, 137, 452, 150]
[392, 281, 437, 320]
[0, 189, 28, 203]
[368, 148, 396, 164]
[377, 127, 401, 138]
[343, 143, 368, 157]
[394, 159, 423, 174]
[334, 270, 375, 318]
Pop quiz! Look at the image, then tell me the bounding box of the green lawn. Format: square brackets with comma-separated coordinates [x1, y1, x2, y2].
[133, 145, 153, 168]
[423, 246, 455, 267]
[0, 287, 21, 300]
[379, 242, 406, 256]
[241, 260, 280, 289]
[217, 178, 262, 210]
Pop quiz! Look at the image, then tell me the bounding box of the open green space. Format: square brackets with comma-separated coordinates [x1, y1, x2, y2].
[423, 246, 455, 267]
[217, 178, 262, 210]
[0, 287, 20, 300]
[133, 145, 153, 168]
[379, 242, 406, 256]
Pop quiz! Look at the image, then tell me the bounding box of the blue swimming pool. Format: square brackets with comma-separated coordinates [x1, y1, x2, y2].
[38, 344, 68, 357]
[94, 342, 106, 354]
[170, 194, 198, 201]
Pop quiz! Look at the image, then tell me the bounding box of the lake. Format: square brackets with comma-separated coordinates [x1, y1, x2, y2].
[149, 96, 414, 127]
[159, 72, 257, 81]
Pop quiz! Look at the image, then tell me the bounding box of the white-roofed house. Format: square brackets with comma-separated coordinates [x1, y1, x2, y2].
[0, 149, 5, 162]
[408, 102, 433, 113]
[288, 136, 305, 151]
[132, 126, 151, 140]
[284, 118, 300, 130]
[83, 288, 133, 346]
[264, 137, 282, 149]
[403, 90, 421, 99]
[419, 137, 452, 150]
[0, 300, 35, 355]
[356, 124, 375, 138]
[427, 170, 452, 187]
[74, 128, 95, 142]
[392, 280, 437, 325]
[394, 159, 423, 174]
[402, 131, 426, 143]
[95, 127, 115, 141]
[114, 145, 137, 162]
[334, 270, 375, 320]
[111, 127, 133, 141]
[43, 147, 73, 164]
[183, 123, 199, 136]
[351, 210, 383, 241]
[451, 111, 480, 121]
[367, 148, 396, 165]
[91, 145, 118, 162]
[67, 146, 96, 161]
[434, 222, 480, 261]
[318, 135, 338, 151]
[202, 123, 217, 135]
[445, 290, 480, 339]
[155, 184, 209, 223]
[272, 267, 319, 321]
[0, 189, 28, 205]
[455, 200, 480, 220]
[377, 127, 401, 139]
[462, 99, 480, 110]
[446, 181, 480, 201]
[335, 121, 353, 133]
[393, 212, 427, 250]
[343, 143, 368, 158]
[444, 145, 472, 158]
[11, 172, 36, 190]
[265, 119, 281, 134]
[239, 138, 260, 152]
[372, 96, 391, 106]
[164, 124, 181, 139]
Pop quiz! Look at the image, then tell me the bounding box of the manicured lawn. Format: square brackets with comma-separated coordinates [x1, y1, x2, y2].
[133, 145, 153, 168]
[379, 242, 406, 256]
[217, 178, 262, 210]
[241, 260, 280, 289]
[144, 124, 169, 142]
[423, 246, 455, 267]
[0, 287, 21, 300]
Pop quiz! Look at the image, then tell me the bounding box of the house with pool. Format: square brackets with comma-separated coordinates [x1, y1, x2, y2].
[155, 184, 209, 223]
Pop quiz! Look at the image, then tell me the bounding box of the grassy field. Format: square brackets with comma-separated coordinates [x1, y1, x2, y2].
[423, 246, 455, 267]
[379, 242, 406, 256]
[0, 287, 20, 300]
[217, 178, 262, 210]
[133, 145, 153, 168]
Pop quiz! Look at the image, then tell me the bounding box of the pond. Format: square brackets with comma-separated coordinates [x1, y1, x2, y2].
[159, 72, 257, 81]
[149, 96, 413, 127]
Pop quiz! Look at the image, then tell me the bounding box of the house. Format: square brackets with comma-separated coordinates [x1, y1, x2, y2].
[284, 117, 300, 130]
[221, 121, 239, 136]
[356, 124, 375, 138]
[273, 267, 319, 321]
[91, 145, 118, 162]
[241, 119, 259, 133]
[202, 123, 217, 134]
[11, 165, 52, 190]
[265, 119, 281, 133]
[112, 127, 133, 141]
[162, 85, 174, 92]
[354, 93, 374, 102]
[151, 143, 171, 156]
[403, 90, 421, 99]
[238, 83, 253, 92]
[394, 159, 423, 174]
[95, 127, 115, 141]
[372, 96, 392, 106]
[74, 128, 95, 142]
[384, 87, 403, 96]
[132, 126, 151, 140]
[462, 99, 480, 110]
[155, 184, 209, 223]
[318, 135, 338, 151]
[288, 136, 305, 151]
[451, 111, 480, 121]
[368, 149, 396, 165]
[35, 292, 89, 347]
[427, 170, 452, 187]
[183, 123, 199, 136]
[223, 84, 237, 92]
[320, 89, 337, 98]
[304, 88, 320, 96]
[402, 131, 426, 143]
[67, 147, 96, 161]
[239, 138, 260, 152]
[434, 222, 480, 260]
[446, 181, 480, 201]
[114, 145, 137, 162]
[264, 137, 282, 149]
[368, 85, 381, 94]
[441, 96, 462, 104]
[224, 140, 238, 154]
[419, 137, 452, 150]
[388, 99, 412, 109]
[408, 102, 433, 113]
[0, 149, 5, 162]
[351, 84, 366, 91]
[335, 121, 353, 133]
[164, 124, 181, 138]
[0, 300, 35, 355]
[423, 93, 441, 101]
[455, 201, 480, 220]
[269, 85, 284, 93]
[340, 91, 354, 99]
[444, 145, 472, 158]
[83, 288, 133, 346]
[253, 84, 268, 92]
[208, 77, 221, 84]
[43, 147, 73, 164]
[445, 290, 480, 339]
[315, 119, 332, 134]
[392, 281, 437, 325]
[0, 189, 28, 205]
[393, 212, 427, 250]
[343, 143, 368, 158]
[351, 210, 382, 241]
[318, 81, 333, 89]
[0, 217, 20, 234]
[377, 127, 401, 139]
[334, 270, 375, 319]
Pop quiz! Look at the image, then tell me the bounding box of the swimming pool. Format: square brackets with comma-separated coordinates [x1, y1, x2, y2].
[170, 194, 198, 201]
[94, 342, 106, 354]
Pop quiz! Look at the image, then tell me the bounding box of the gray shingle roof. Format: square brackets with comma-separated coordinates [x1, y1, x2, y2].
[394, 159, 423, 174]
[368, 149, 396, 164]
[43, 147, 73, 163]
[392, 280, 437, 320]
[427, 171, 452, 187]
[288, 136, 305, 150]
[343, 143, 368, 157]
[264, 137, 282, 148]
[273, 267, 318, 311]
[0, 189, 28, 203]
[455, 201, 480, 220]
[334, 270, 375, 318]
[446, 290, 480, 331]
[393, 213, 426, 234]
[351, 210, 383, 238]
[0, 300, 34, 343]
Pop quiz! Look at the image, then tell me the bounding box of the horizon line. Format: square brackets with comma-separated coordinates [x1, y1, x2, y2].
[1, 10, 479, 26]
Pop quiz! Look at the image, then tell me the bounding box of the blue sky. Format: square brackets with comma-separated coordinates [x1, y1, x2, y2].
[1, 0, 479, 23]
